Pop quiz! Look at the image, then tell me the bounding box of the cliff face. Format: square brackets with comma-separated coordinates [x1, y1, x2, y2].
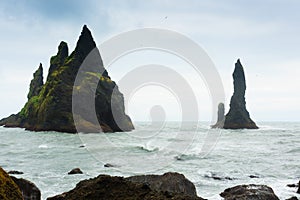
[0, 25, 134, 133]
[223, 59, 258, 129]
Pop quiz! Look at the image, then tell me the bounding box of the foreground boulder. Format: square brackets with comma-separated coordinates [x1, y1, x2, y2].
[126, 172, 198, 197]
[220, 184, 279, 200]
[286, 197, 298, 200]
[0, 167, 23, 200]
[0, 25, 134, 133]
[223, 59, 258, 129]
[47, 173, 205, 200]
[298, 180, 300, 194]
[11, 176, 41, 200]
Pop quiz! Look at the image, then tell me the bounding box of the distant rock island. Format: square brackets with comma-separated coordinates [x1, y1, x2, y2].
[0, 25, 134, 133]
[211, 103, 225, 128]
[213, 59, 258, 129]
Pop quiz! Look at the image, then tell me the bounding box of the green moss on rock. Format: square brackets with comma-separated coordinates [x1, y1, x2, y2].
[27, 63, 43, 99]
[0, 167, 23, 200]
[0, 25, 134, 133]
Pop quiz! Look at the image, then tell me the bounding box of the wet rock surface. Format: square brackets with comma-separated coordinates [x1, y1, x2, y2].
[47, 173, 206, 200]
[220, 184, 279, 200]
[11, 176, 41, 200]
[68, 168, 83, 175]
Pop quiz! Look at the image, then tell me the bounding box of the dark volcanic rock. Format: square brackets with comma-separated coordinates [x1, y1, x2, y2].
[8, 170, 24, 175]
[47, 173, 205, 200]
[211, 102, 225, 128]
[286, 197, 299, 200]
[223, 59, 258, 129]
[28, 63, 44, 99]
[204, 172, 234, 181]
[126, 172, 198, 197]
[0, 25, 134, 133]
[104, 163, 114, 168]
[220, 184, 279, 200]
[48, 41, 68, 77]
[287, 183, 298, 188]
[297, 180, 300, 194]
[0, 167, 23, 200]
[11, 176, 41, 200]
[249, 175, 259, 179]
[68, 168, 83, 175]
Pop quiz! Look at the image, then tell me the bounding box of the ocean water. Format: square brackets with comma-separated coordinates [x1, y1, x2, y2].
[0, 122, 299, 200]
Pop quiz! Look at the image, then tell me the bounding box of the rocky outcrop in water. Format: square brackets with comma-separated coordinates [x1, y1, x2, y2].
[47, 173, 205, 200]
[220, 184, 279, 200]
[297, 180, 300, 194]
[223, 59, 258, 129]
[11, 176, 41, 200]
[8, 170, 24, 175]
[0, 167, 23, 200]
[67, 168, 83, 175]
[211, 103, 225, 128]
[0, 25, 134, 133]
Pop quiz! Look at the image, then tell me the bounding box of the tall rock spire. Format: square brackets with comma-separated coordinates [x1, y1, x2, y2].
[27, 63, 43, 99]
[72, 25, 97, 62]
[223, 59, 258, 129]
[0, 25, 134, 133]
[48, 41, 69, 77]
[211, 102, 225, 128]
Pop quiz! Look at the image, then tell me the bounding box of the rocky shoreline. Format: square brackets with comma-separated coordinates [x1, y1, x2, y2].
[1, 167, 299, 200]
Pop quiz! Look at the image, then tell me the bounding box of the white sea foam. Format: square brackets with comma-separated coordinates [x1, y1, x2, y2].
[0, 122, 299, 199]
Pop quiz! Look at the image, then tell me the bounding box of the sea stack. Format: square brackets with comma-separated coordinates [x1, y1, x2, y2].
[223, 59, 258, 129]
[0, 25, 134, 133]
[211, 103, 225, 128]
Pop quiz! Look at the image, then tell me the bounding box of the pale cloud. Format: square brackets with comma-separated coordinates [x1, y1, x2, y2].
[0, 0, 299, 121]
[105, 10, 282, 38]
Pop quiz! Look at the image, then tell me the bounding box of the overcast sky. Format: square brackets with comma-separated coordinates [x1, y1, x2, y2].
[0, 0, 299, 122]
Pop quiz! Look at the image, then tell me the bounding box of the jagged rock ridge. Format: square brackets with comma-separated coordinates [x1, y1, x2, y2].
[0, 25, 134, 133]
[223, 59, 258, 129]
[27, 63, 43, 99]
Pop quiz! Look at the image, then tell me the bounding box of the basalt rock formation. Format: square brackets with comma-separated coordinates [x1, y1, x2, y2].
[223, 59, 258, 129]
[211, 103, 225, 128]
[126, 172, 198, 197]
[0, 25, 134, 133]
[11, 176, 41, 200]
[27, 63, 43, 99]
[47, 173, 205, 200]
[220, 184, 279, 200]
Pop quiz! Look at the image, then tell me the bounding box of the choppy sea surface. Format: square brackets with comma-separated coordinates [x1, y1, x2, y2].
[0, 122, 299, 200]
